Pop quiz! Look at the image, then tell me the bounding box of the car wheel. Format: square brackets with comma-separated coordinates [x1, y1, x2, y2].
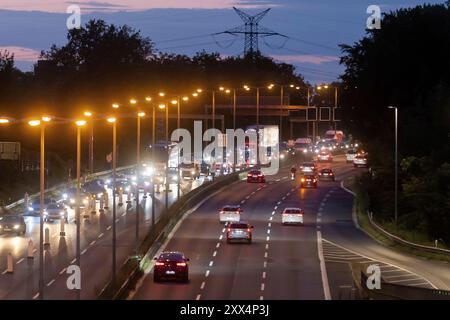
[226, 238, 231, 244]
[182, 272, 189, 283]
[248, 238, 252, 244]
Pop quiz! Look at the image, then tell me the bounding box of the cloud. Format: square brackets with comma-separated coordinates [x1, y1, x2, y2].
[270, 54, 339, 65]
[0, 46, 41, 62]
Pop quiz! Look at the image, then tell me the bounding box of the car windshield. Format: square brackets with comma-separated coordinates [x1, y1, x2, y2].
[304, 175, 315, 179]
[229, 223, 249, 229]
[0, 215, 22, 222]
[250, 171, 261, 174]
[347, 150, 357, 154]
[303, 163, 314, 167]
[321, 169, 332, 173]
[284, 209, 301, 214]
[47, 204, 60, 209]
[159, 253, 184, 261]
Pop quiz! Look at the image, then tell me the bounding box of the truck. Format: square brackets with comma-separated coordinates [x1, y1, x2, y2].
[323, 130, 344, 143]
[294, 138, 312, 154]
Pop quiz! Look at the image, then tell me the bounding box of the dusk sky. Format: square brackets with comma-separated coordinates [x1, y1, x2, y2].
[0, 0, 445, 83]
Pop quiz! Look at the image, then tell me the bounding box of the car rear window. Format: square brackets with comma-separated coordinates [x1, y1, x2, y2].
[159, 253, 183, 261]
[284, 209, 301, 214]
[250, 170, 261, 174]
[47, 204, 59, 209]
[321, 169, 332, 173]
[223, 207, 239, 211]
[229, 223, 249, 229]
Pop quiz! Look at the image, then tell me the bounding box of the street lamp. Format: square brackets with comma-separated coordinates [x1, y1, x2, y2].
[388, 106, 398, 227]
[28, 115, 51, 300]
[106, 116, 117, 290]
[135, 111, 145, 253]
[74, 119, 86, 300]
[84, 111, 94, 175]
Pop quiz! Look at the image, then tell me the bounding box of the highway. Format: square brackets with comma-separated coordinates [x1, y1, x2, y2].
[130, 155, 450, 300]
[0, 176, 209, 300]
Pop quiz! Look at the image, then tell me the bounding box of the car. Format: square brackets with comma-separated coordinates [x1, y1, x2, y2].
[27, 198, 54, 215]
[44, 203, 68, 222]
[281, 207, 304, 225]
[179, 163, 200, 180]
[247, 169, 265, 183]
[346, 149, 358, 163]
[318, 150, 333, 162]
[299, 162, 317, 174]
[83, 179, 106, 196]
[300, 175, 318, 188]
[226, 221, 253, 243]
[0, 213, 26, 235]
[63, 189, 90, 209]
[318, 168, 335, 181]
[353, 155, 368, 168]
[153, 251, 189, 282]
[219, 205, 242, 223]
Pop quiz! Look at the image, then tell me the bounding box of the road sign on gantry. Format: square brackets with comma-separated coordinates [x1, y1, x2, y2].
[0, 142, 20, 160]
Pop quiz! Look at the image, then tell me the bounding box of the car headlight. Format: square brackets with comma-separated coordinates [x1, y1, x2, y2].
[158, 177, 164, 182]
[43, 211, 48, 216]
[355, 143, 359, 147]
[97, 193, 103, 198]
[132, 176, 137, 182]
[70, 198, 75, 204]
[144, 181, 150, 186]
[62, 193, 68, 200]
[83, 199, 88, 204]
[106, 179, 111, 184]
[28, 207, 34, 211]
[60, 211, 65, 216]
[303, 149, 307, 153]
[125, 187, 130, 192]
[280, 154, 285, 159]
[13, 224, 20, 229]
[191, 170, 196, 174]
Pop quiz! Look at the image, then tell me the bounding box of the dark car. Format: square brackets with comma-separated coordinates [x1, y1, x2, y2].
[247, 169, 265, 183]
[153, 251, 189, 282]
[226, 221, 254, 243]
[0, 214, 26, 236]
[300, 175, 318, 188]
[318, 168, 335, 181]
[27, 198, 55, 215]
[83, 179, 105, 198]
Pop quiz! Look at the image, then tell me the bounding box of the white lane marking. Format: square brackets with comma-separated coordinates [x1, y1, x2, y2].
[317, 218, 322, 223]
[323, 238, 438, 289]
[222, 228, 225, 233]
[213, 251, 217, 257]
[282, 197, 286, 200]
[209, 261, 214, 267]
[264, 252, 268, 258]
[245, 195, 250, 200]
[81, 249, 87, 255]
[196, 294, 201, 300]
[272, 211, 276, 215]
[287, 193, 291, 196]
[33, 293, 40, 300]
[115, 218, 120, 223]
[269, 217, 273, 221]
[276, 179, 280, 182]
[71, 258, 76, 264]
[266, 236, 270, 241]
[267, 229, 271, 234]
[205, 270, 210, 277]
[122, 213, 126, 217]
[268, 223, 271, 227]
[277, 201, 281, 205]
[317, 231, 332, 300]
[265, 244, 269, 250]
[90, 241, 96, 246]
[98, 233, 104, 238]
[59, 268, 67, 275]
[33, 249, 37, 253]
[317, 225, 322, 229]
[261, 283, 265, 291]
[200, 282, 205, 290]
[263, 261, 267, 268]
[1, 270, 8, 275]
[240, 200, 246, 204]
[251, 191, 256, 195]
[262, 271, 266, 279]
[219, 235, 223, 240]
[106, 226, 112, 231]
[46, 279, 55, 287]
[340, 180, 356, 196]
[16, 258, 24, 265]
[260, 296, 264, 300]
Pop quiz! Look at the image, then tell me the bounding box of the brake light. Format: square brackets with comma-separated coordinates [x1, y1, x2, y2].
[330, 173, 333, 175]
[301, 178, 305, 182]
[227, 228, 231, 232]
[220, 211, 224, 214]
[176, 262, 187, 267]
[247, 228, 251, 232]
[258, 174, 262, 177]
[155, 262, 164, 266]
[313, 179, 317, 182]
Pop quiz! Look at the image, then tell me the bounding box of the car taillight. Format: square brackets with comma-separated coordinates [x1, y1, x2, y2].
[177, 262, 187, 267]
[247, 228, 251, 232]
[227, 228, 231, 232]
[258, 174, 262, 177]
[330, 173, 333, 175]
[220, 211, 224, 214]
[247, 173, 252, 176]
[313, 179, 317, 182]
[301, 178, 305, 182]
[155, 262, 164, 266]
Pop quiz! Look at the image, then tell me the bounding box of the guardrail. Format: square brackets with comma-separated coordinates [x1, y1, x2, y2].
[5, 165, 135, 211]
[367, 211, 450, 256]
[97, 171, 245, 300]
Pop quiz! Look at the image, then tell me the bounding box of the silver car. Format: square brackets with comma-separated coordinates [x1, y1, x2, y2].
[44, 203, 68, 222]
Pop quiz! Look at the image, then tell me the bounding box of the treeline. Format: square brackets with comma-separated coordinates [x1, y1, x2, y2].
[340, 2, 450, 243]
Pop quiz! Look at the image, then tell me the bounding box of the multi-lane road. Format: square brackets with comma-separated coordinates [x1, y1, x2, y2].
[130, 155, 450, 300]
[0, 175, 208, 300]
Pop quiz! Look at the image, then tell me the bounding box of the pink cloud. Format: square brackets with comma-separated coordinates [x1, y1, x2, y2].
[0, 46, 41, 62]
[270, 54, 339, 65]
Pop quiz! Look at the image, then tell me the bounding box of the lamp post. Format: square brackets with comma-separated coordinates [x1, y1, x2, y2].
[74, 119, 86, 300]
[388, 106, 398, 227]
[151, 101, 156, 226]
[106, 117, 117, 290]
[28, 116, 51, 300]
[136, 111, 145, 251]
[84, 111, 94, 175]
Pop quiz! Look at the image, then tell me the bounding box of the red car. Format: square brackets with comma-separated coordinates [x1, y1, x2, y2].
[153, 251, 189, 282]
[318, 168, 335, 181]
[318, 150, 333, 162]
[247, 170, 265, 183]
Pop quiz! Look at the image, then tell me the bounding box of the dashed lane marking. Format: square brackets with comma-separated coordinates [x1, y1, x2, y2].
[46, 279, 55, 287]
[16, 258, 24, 265]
